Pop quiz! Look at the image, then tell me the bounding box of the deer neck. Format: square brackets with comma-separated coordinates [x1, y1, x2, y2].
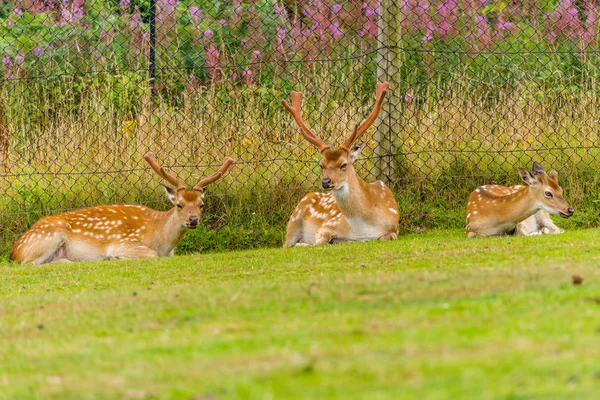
[497, 186, 540, 223]
[151, 208, 189, 255]
[332, 168, 372, 218]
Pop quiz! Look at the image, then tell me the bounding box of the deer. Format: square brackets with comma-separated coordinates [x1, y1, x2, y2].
[281, 82, 400, 247]
[466, 161, 574, 237]
[9, 153, 234, 264]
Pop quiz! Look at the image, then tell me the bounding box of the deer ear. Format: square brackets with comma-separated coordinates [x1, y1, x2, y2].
[349, 143, 365, 162]
[162, 185, 178, 205]
[532, 161, 545, 176]
[519, 168, 537, 186]
[549, 170, 558, 183]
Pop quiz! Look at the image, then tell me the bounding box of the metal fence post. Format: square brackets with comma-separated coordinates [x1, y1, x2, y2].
[375, 0, 402, 182]
[149, 0, 157, 98]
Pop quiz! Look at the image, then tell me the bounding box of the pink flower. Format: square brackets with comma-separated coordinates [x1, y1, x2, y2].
[329, 21, 344, 40]
[158, 0, 178, 19]
[332, 4, 343, 13]
[497, 16, 516, 32]
[119, 0, 130, 8]
[32, 47, 44, 57]
[276, 27, 286, 40]
[13, 8, 22, 18]
[404, 92, 414, 102]
[275, 28, 286, 53]
[274, 4, 287, 18]
[203, 29, 214, 39]
[188, 6, 202, 23]
[437, 0, 458, 38]
[205, 44, 221, 82]
[129, 12, 142, 30]
[363, 3, 378, 18]
[544, 0, 584, 42]
[3, 56, 13, 68]
[73, 0, 85, 21]
[188, 73, 199, 88]
[242, 69, 254, 85]
[15, 53, 25, 64]
[583, 5, 598, 44]
[417, 2, 436, 43]
[474, 15, 492, 47]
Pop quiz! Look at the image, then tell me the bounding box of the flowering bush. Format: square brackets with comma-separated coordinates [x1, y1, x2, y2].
[0, 1, 598, 95]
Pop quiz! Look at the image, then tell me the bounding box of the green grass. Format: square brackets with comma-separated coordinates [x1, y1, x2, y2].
[2, 229, 600, 399]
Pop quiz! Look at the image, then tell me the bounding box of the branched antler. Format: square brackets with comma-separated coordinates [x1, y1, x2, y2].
[144, 152, 185, 191]
[193, 157, 234, 191]
[340, 82, 390, 151]
[281, 92, 330, 153]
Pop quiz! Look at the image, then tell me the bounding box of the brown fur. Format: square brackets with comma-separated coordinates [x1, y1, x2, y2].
[11, 154, 233, 264]
[285, 148, 399, 247]
[282, 82, 398, 247]
[466, 163, 573, 237]
[10, 200, 202, 264]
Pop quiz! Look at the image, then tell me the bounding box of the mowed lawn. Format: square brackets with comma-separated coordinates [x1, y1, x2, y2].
[2, 229, 600, 399]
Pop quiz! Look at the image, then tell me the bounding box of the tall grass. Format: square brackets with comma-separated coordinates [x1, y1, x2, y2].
[2, 59, 600, 257]
[2, 1, 600, 256]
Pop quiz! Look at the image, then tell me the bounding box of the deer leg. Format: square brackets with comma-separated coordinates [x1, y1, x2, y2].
[535, 210, 564, 234]
[293, 242, 311, 247]
[516, 215, 539, 236]
[107, 245, 159, 260]
[517, 211, 563, 236]
[284, 217, 304, 248]
[315, 228, 338, 245]
[48, 258, 73, 264]
[378, 231, 398, 241]
[15, 230, 70, 264]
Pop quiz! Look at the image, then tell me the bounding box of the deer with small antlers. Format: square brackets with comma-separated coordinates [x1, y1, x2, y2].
[466, 162, 574, 237]
[282, 82, 399, 247]
[10, 153, 234, 264]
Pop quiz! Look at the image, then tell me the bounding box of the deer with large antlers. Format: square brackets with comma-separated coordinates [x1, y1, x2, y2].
[282, 82, 399, 247]
[466, 162, 574, 237]
[10, 153, 234, 264]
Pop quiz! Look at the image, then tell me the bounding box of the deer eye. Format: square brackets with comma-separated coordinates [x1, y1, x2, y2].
[176, 204, 183, 209]
[199, 204, 205, 209]
[319, 164, 324, 170]
[544, 191, 553, 198]
[340, 163, 348, 170]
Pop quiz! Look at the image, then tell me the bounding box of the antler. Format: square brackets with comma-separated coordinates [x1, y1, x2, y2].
[340, 82, 390, 151]
[193, 157, 234, 191]
[144, 152, 185, 191]
[281, 91, 330, 153]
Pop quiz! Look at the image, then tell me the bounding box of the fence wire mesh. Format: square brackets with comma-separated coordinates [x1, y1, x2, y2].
[0, 0, 599, 250]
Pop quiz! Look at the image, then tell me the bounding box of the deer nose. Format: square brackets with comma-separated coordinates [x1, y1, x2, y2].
[322, 178, 331, 188]
[189, 216, 199, 226]
[567, 208, 574, 216]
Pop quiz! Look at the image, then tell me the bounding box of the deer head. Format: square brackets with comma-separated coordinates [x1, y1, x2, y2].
[518, 161, 574, 218]
[144, 153, 234, 229]
[281, 82, 389, 192]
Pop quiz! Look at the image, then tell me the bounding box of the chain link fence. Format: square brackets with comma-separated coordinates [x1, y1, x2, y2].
[1, 0, 599, 252]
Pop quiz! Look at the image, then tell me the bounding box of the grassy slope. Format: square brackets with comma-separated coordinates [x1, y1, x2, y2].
[1, 229, 600, 399]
